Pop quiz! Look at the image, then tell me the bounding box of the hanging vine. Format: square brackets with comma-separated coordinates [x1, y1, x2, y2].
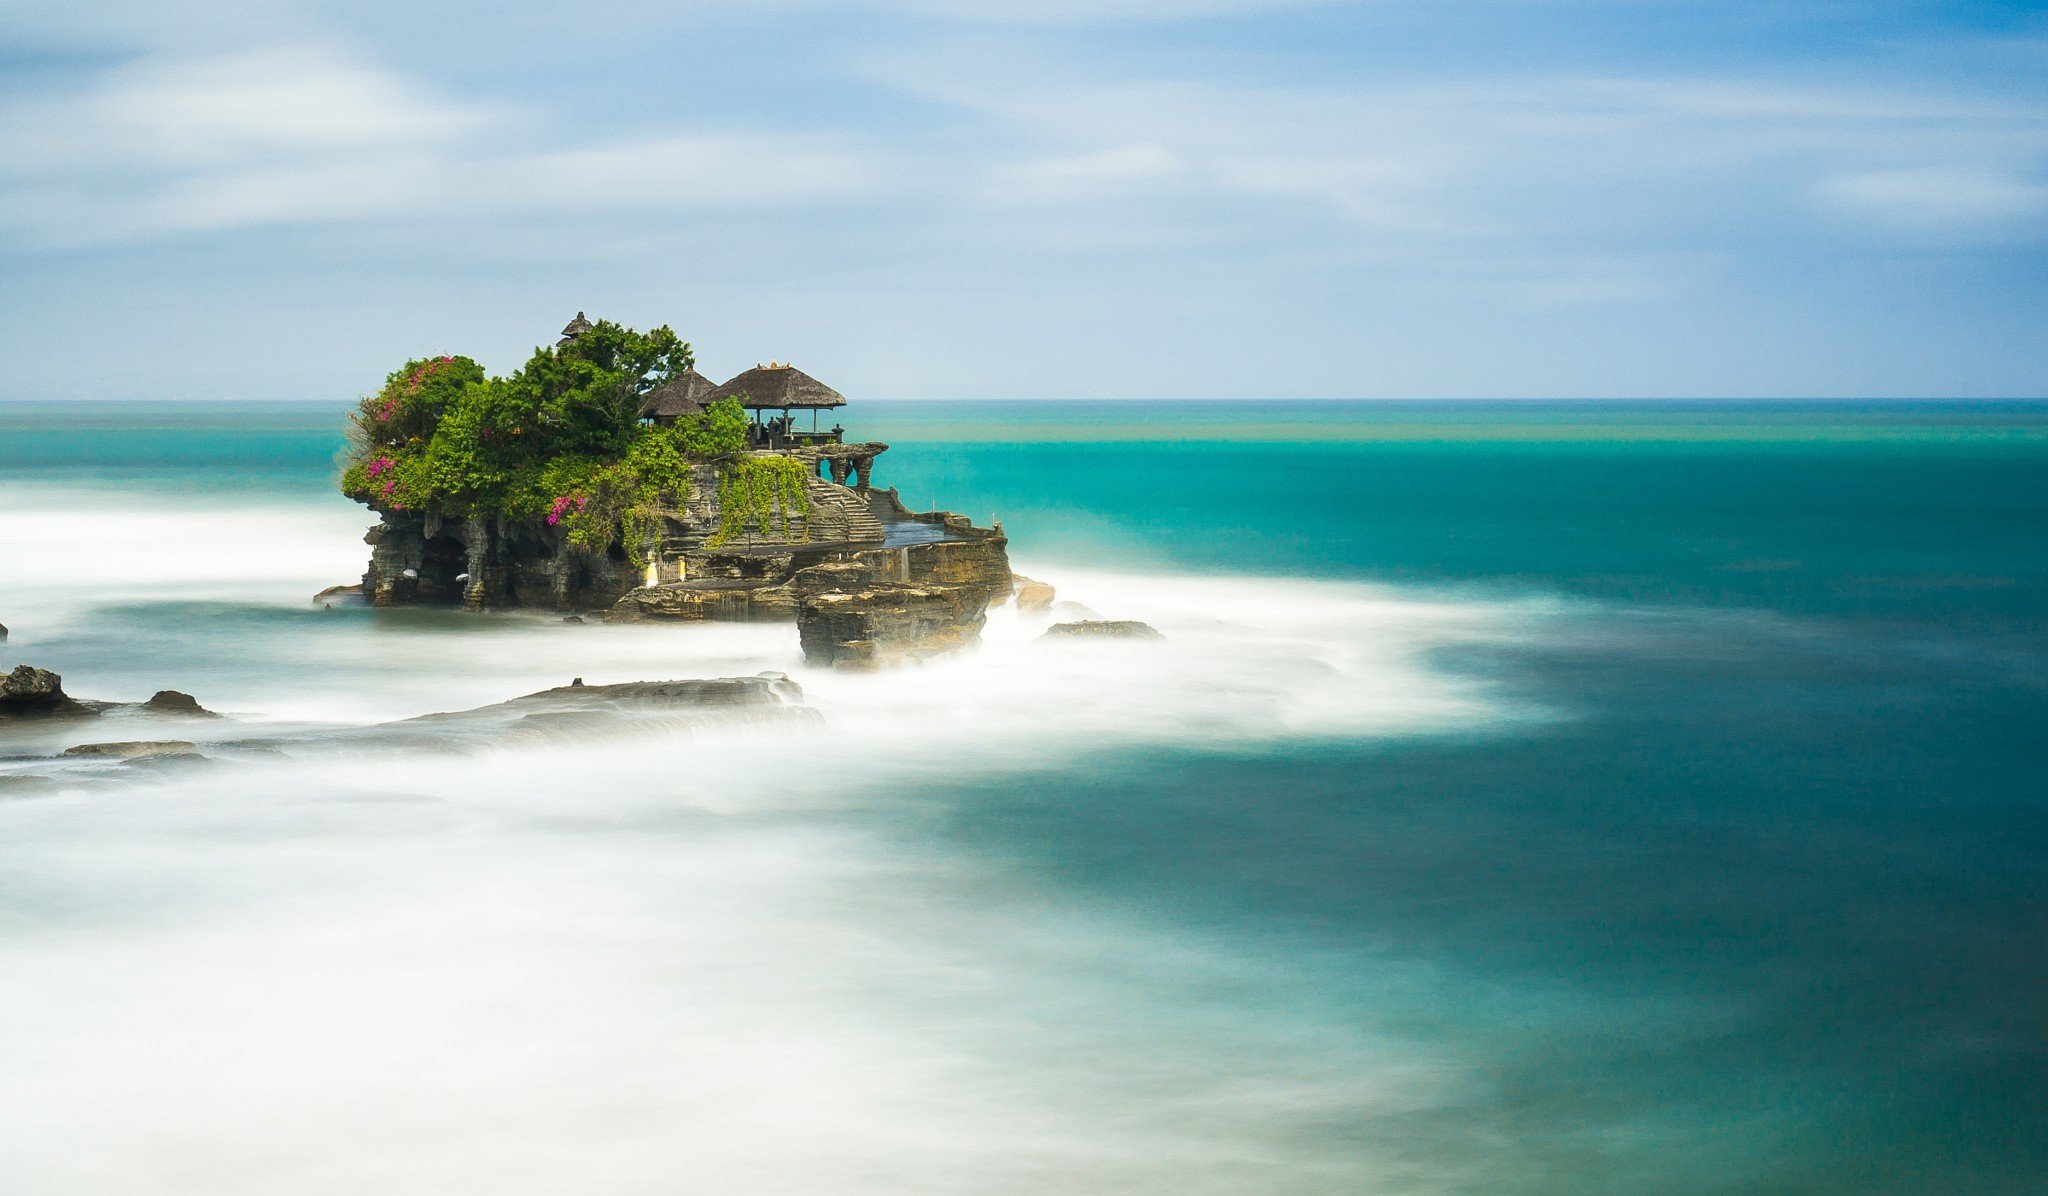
[709, 456, 811, 546]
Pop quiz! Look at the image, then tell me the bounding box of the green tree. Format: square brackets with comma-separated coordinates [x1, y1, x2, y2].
[340, 321, 779, 553]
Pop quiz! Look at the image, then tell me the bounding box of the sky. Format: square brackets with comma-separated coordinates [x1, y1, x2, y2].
[2, 0, 2044, 400]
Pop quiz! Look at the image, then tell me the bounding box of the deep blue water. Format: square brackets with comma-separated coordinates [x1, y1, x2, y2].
[2, 399, 2045, 1192]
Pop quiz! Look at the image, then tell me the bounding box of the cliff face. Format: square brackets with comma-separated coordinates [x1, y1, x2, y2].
[362, 510, 646, 611]
[791, 534, 1014, 670]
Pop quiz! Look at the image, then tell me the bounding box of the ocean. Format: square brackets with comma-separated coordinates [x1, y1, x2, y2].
[1, 399, 2044, 1193]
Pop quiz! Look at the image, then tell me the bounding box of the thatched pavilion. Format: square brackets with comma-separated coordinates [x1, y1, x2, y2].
[557, 311, 593, 346]
[715, 363, 848, 448]
[638, 367, 720, 425]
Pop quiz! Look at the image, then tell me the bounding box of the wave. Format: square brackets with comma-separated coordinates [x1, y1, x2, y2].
[0, 487, 1588, 1192]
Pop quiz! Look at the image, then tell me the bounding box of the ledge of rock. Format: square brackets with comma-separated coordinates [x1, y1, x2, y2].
[1040, 620, 1166, 642]
[312, 583, 364, 608]
[607, 580, 799, 623]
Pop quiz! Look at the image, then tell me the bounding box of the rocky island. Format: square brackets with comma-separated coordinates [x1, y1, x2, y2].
[342, 314, 1012, 669]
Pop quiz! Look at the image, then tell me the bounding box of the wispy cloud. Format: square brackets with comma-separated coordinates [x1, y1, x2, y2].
[1817, 165, 2048, 230]
[900, 66, 2048, 246]
[0, 44, 900, 247]
[2, 1, 2044, 398]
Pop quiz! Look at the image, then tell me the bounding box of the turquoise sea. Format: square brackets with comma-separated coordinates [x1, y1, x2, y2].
[1, 399, 2045, 1193]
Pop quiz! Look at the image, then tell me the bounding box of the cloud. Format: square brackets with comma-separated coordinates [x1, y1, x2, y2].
[1816, 165, 2048, 230]
[0, 43, 899, 247]
[1, 45, 493, 170]
[857, 0, 1360, 23]
[887, 63, 2048, 252]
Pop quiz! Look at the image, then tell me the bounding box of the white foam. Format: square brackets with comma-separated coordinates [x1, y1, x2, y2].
[0, 485, 1575, 1192]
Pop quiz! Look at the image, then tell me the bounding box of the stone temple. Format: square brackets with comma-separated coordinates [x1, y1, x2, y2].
[357, 318, 1014, 669]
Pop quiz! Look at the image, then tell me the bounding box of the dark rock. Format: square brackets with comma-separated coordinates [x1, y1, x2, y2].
[1039, 620, 1166, 642]
[0, 621, 8, 640]
[362, 509, 643, 611]
[561, 615, 586, 624]
[143, 690, 220, 718]
[63, 741, 201, 760]
[0, 665, 94, 720]
[312, 583, 363, 607]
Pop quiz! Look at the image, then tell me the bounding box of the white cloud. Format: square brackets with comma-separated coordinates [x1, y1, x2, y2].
[1817, 165, 2048, 229]
[887, 65, 2048, 253]
[0, 46, 495, 173]
[0, 44, 900, 247]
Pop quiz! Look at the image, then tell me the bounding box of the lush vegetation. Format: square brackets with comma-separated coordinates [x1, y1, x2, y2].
[711, 456, 812, 546]
[339, 320, 801, 563]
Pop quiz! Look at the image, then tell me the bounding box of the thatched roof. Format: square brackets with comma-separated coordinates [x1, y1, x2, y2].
[638, 367, 719, 421]
[715, 363, 846, 410]
[558, 311, 593, 345]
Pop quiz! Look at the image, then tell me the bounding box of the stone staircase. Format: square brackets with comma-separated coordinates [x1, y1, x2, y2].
[804, 478, 886, 544]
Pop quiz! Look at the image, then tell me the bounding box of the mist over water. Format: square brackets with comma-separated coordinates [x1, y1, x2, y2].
[2, 401, 2046, 1192]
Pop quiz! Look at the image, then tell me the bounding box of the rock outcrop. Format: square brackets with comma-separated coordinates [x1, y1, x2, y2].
[793, 534, 1013, 670]
[350, 418, 1015, 671]
[1011, 576, 1056, 612]
[143, 690, 220, 718]
[1, 665, 93, 720]
[0, 668, 225, 725]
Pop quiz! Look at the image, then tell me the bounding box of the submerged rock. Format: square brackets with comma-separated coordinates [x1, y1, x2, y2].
[507, 673, 807, 712]
[143, 690, 220, 718]
[0, 665, 93, 720]
[401, 672, 811, 729]
[63, 741, 202, 760]
[0, 620, 8, 640]
[1039, 620, 1166, 642]
[312, 583, 364, 607]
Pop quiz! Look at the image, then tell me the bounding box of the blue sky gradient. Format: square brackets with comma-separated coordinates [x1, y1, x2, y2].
[3, 0, 2044, 399]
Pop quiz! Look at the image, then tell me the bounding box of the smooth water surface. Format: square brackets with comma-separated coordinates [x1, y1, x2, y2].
[1, 399, 2044, 1193]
